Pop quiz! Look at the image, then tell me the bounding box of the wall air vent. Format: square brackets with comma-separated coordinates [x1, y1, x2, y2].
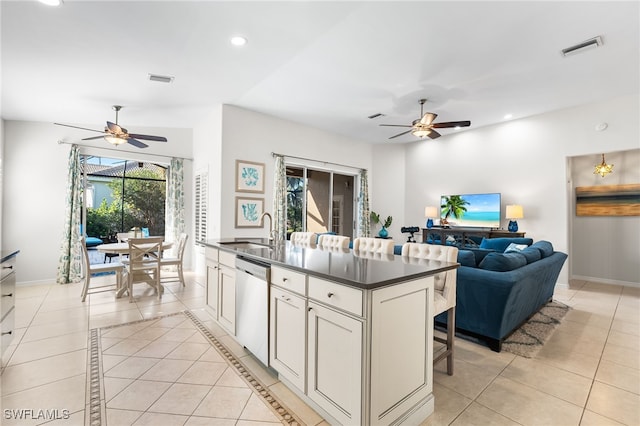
[148, 74, 175, 83]
[368, 113, 384, 119]
[561, 36, 603, 57]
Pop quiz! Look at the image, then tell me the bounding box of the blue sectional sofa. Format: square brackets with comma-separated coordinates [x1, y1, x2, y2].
[435, 238, 568, 352]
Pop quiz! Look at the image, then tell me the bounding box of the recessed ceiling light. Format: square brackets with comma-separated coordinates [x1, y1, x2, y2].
[39, 0, 63, 5]
[504, 114, 513, 120]
[455, 126, 461, 130]
[230, 36, 248, 47]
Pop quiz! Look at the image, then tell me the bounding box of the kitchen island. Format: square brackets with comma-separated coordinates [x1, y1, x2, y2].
[203, 238, 459, 425]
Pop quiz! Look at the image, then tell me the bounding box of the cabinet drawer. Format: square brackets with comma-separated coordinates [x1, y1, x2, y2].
[1, 257, 16, 281]
[308, 277, 363, 316]
[218, 250, 236, 268]
[1, 271, 16, 321]
[271, 266, 306, 296]
[205, 247, 219, 262]
[1, 307, 15, 355]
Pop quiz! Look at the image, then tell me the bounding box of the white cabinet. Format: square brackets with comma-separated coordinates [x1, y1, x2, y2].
[217, 264, 236, 335]
[307, 300, 363, 426]
[269, 286, 307, 392]
[205, 247, 236, 335]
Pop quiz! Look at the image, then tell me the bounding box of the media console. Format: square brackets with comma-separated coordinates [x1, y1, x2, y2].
[422, 227, 525, 248]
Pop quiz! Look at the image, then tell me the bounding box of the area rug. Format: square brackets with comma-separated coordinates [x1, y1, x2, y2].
[501, 301, 571, 358]
[86, 311, 303, 426]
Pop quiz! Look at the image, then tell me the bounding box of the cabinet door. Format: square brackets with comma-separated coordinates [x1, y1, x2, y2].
[307, 301, 362, 425]
[205, 260, 219, 318]
[218, 264, 236, 335]
[270, 286, 306, 392]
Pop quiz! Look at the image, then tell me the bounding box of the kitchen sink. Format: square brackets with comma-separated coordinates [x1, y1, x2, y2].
[219, 241, 272, 250]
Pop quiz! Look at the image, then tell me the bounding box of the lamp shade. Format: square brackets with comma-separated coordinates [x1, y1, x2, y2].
[505, 205, 524, 220]
[424, 206, 438, 218]
[104, 135, 127, 146]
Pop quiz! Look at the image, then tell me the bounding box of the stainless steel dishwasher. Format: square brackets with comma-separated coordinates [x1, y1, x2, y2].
[235, 256, 271, 366]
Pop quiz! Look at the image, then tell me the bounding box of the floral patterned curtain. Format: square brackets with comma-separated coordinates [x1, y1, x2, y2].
[357, 169, 371, 237]
[56, 145, 83, 284]
[165, 158, 185, 255]
[273, 154, 287, 241]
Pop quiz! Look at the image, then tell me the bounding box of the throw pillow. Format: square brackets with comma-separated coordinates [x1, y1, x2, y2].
[479, 237, 534, 253]
[520, 246, 542, 264]
[504, 243, 528, 253]
[531, 240, 554, 258]
[478, 252, 527, 272]
[457, 250, 476, 267]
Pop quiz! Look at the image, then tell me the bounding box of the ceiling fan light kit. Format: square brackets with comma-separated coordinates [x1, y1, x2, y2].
[379, 98, 470, 141]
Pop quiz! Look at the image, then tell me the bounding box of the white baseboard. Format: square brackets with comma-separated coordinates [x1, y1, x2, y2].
[571, 275, 640, 288]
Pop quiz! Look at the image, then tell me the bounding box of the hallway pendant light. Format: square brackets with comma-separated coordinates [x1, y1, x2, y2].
[594, 153, 614, 177]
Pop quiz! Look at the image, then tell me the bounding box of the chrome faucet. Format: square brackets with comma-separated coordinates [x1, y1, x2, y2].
[259, 212, 277, 241]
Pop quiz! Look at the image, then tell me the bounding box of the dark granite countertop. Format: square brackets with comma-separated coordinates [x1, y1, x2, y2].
[1, 250, 20, 263]
[204, 238, 458, 290]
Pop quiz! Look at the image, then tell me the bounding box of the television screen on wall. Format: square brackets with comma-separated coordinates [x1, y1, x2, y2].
[440, 193, 501, 228]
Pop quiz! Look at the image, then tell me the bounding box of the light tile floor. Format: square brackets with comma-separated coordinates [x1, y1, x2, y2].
[1, 273, 638, 425]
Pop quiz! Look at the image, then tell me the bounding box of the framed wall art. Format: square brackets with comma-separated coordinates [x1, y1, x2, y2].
[235, 196, 264, 228]
[576, 183, 640, 216]
[236, 160, 265, 193]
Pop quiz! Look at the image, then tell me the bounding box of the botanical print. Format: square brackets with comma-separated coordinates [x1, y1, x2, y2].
[236, 197, 264, 228]
[236, 160, 265, 193]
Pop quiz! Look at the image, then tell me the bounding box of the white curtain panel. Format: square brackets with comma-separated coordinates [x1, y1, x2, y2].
[273, 154, 287, 241]
[57, 145, 83, 284]
[165, 157, 185, 256]
[358, 169, 371, 238]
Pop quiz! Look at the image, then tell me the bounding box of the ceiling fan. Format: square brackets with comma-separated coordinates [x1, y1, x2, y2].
[54, 105, 167, 148]
[380, 99, 471, 140]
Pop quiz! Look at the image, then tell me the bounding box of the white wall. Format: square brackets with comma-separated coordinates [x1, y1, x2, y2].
[569, 148, 640, 285]
[2, 120, 193, 284]
[215, 105, 373, 239]
[371, 143, 406, 238]
[396, 94, 639, 285]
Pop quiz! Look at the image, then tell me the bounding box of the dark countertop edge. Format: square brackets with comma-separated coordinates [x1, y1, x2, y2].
[1, 250, 20, 263]
[204, 241, 459, 290]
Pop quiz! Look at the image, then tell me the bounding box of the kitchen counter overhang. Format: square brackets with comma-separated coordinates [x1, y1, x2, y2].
[203, 238, 459, 289]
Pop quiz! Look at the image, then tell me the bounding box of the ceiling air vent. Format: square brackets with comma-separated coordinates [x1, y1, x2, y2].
[368, 113, 384, 119]
[561, 36, 603, 57]
[148, 74, 175, 83]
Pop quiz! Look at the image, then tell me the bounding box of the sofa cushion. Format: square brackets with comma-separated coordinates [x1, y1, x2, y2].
[479, 237, 533, 252]
[520, 246, 542, 264]
[466, 248, 497, 265]
[478, 252, 527, 272]
[531, 240, 554, 258]
[457, 250, 476, 267]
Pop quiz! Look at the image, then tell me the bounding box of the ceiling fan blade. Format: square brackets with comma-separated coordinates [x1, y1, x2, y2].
[420, 113, 437, 125]
[54, 123, 104, 133]
[82, 136, 107, 141]
[431, 120, 471, 128]
[128, 134, 168, 142]
[427, 130, 442, 139]
[389, 130, 412, 139]
[127, 138, 148, 148]
[379, 124, 413, 128]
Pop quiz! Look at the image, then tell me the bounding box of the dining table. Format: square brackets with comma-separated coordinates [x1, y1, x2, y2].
[96, 240, 174, 298]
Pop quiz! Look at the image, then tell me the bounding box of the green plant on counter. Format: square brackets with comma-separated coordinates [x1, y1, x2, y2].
[370, 211, 392, 229]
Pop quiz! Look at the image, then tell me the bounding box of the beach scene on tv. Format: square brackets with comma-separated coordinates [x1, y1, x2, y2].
[440, 193, 501, 228]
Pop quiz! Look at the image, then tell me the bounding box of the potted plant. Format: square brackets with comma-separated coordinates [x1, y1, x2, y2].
[370, 211, 392, 238]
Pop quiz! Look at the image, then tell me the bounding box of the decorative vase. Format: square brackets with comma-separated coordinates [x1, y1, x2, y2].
[378, 227, 388, 238]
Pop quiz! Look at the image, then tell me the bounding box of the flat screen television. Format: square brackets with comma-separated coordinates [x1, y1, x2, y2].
[440, 193, 501, 229]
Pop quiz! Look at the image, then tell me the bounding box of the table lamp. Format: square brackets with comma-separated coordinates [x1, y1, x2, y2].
[505, 205, 524, 232]
[424, 206, 438, 229]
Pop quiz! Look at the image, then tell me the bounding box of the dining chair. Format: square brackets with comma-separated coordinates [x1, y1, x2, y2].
[160, 233, 189, 287]
[352, 237, 395, 255]
[122, 237, 163, 302]
[80, 236, 125, 302]
[317, 234, 350, 250]
[290, 232, 318, 247]
[402, 242, 458, 375]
